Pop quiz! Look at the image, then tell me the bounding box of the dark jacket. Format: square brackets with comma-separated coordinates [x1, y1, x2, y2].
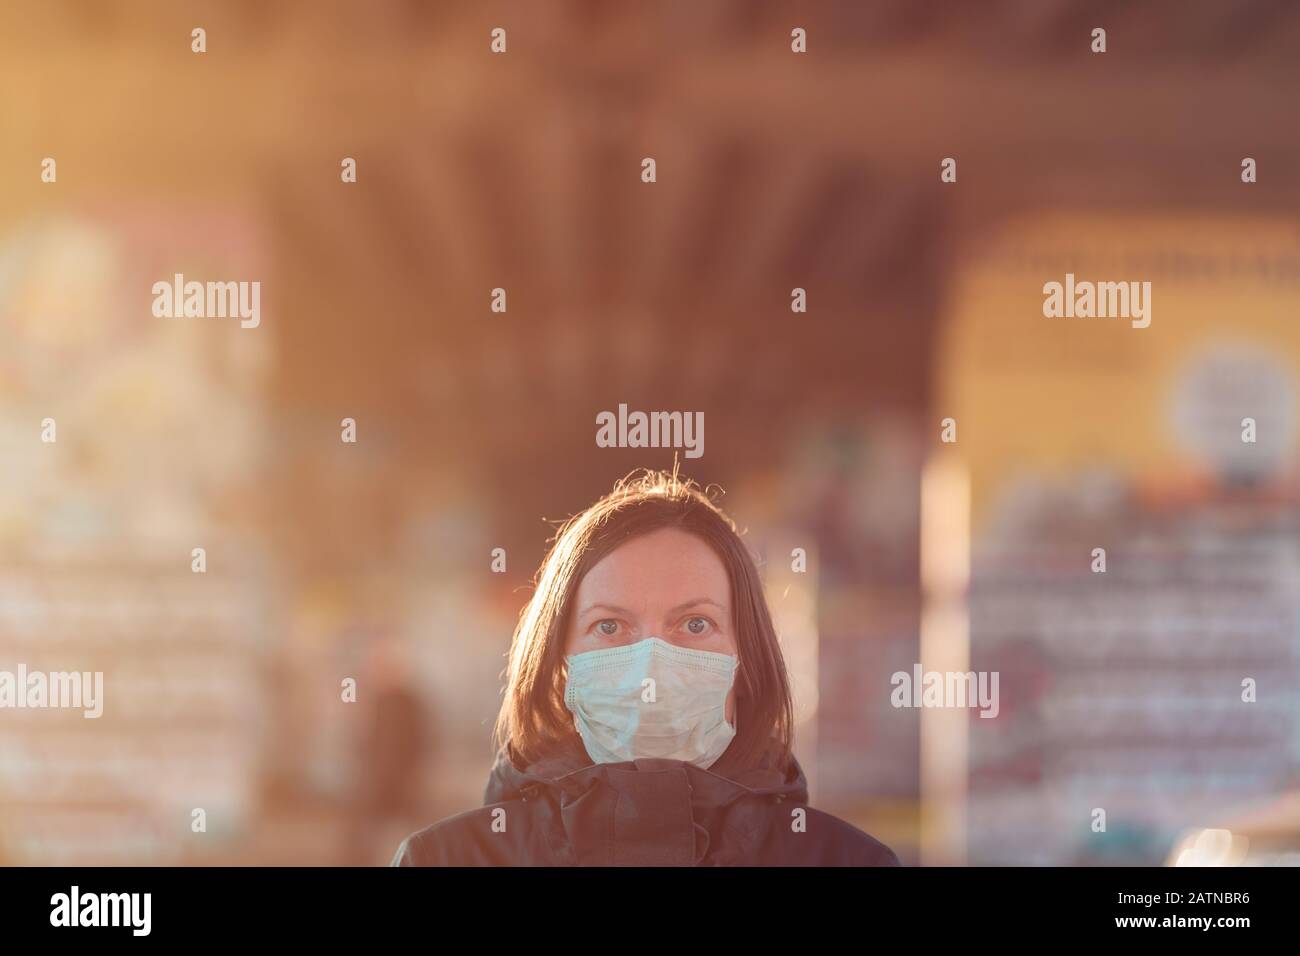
[391, 741, 900, 866]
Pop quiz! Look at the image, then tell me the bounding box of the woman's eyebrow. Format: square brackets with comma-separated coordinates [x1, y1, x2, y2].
[577, 599, 726, 619]
[578, 603, 635, 618]
[666, 598, 726, 617]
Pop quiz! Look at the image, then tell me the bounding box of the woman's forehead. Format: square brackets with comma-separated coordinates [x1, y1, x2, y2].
[575, 528, 731, 610]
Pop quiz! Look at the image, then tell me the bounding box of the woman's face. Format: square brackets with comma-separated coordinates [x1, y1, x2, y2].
[564, 526, 737, 723]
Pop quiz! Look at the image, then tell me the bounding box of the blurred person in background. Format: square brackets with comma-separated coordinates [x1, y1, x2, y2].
[348, 631, 431, 865]
[391, 468, 899, 866]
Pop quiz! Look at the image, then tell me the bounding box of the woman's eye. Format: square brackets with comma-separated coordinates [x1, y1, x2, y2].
[684, 616, 712, 636]
[596, 620, 619, 636]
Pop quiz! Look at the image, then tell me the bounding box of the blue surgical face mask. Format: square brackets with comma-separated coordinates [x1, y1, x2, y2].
[563, 636, 739, 769]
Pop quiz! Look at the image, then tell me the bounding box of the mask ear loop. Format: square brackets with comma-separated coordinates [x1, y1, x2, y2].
[557, 658, 575, 721]
[725, 660, 740, 733]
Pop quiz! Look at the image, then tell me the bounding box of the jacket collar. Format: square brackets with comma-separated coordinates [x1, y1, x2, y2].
[483, 737, 809, 809]
[483, 738, 809, 865]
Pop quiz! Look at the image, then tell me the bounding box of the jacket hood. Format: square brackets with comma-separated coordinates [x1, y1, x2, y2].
[483, 737, 809, 810]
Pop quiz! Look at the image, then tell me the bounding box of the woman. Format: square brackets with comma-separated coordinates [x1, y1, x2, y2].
[391, 469, 900, 866]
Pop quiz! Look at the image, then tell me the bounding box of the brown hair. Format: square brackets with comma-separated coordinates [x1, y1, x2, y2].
[491, 467, 796, 779]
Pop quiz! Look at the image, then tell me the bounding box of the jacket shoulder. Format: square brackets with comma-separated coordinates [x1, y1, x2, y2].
[778, 806, 902, 866]
[390, 799, 556, 867]
[817, 808, 902, 866]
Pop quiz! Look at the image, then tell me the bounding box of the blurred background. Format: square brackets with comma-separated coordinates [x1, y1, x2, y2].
[1, 0, 1299, 866]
